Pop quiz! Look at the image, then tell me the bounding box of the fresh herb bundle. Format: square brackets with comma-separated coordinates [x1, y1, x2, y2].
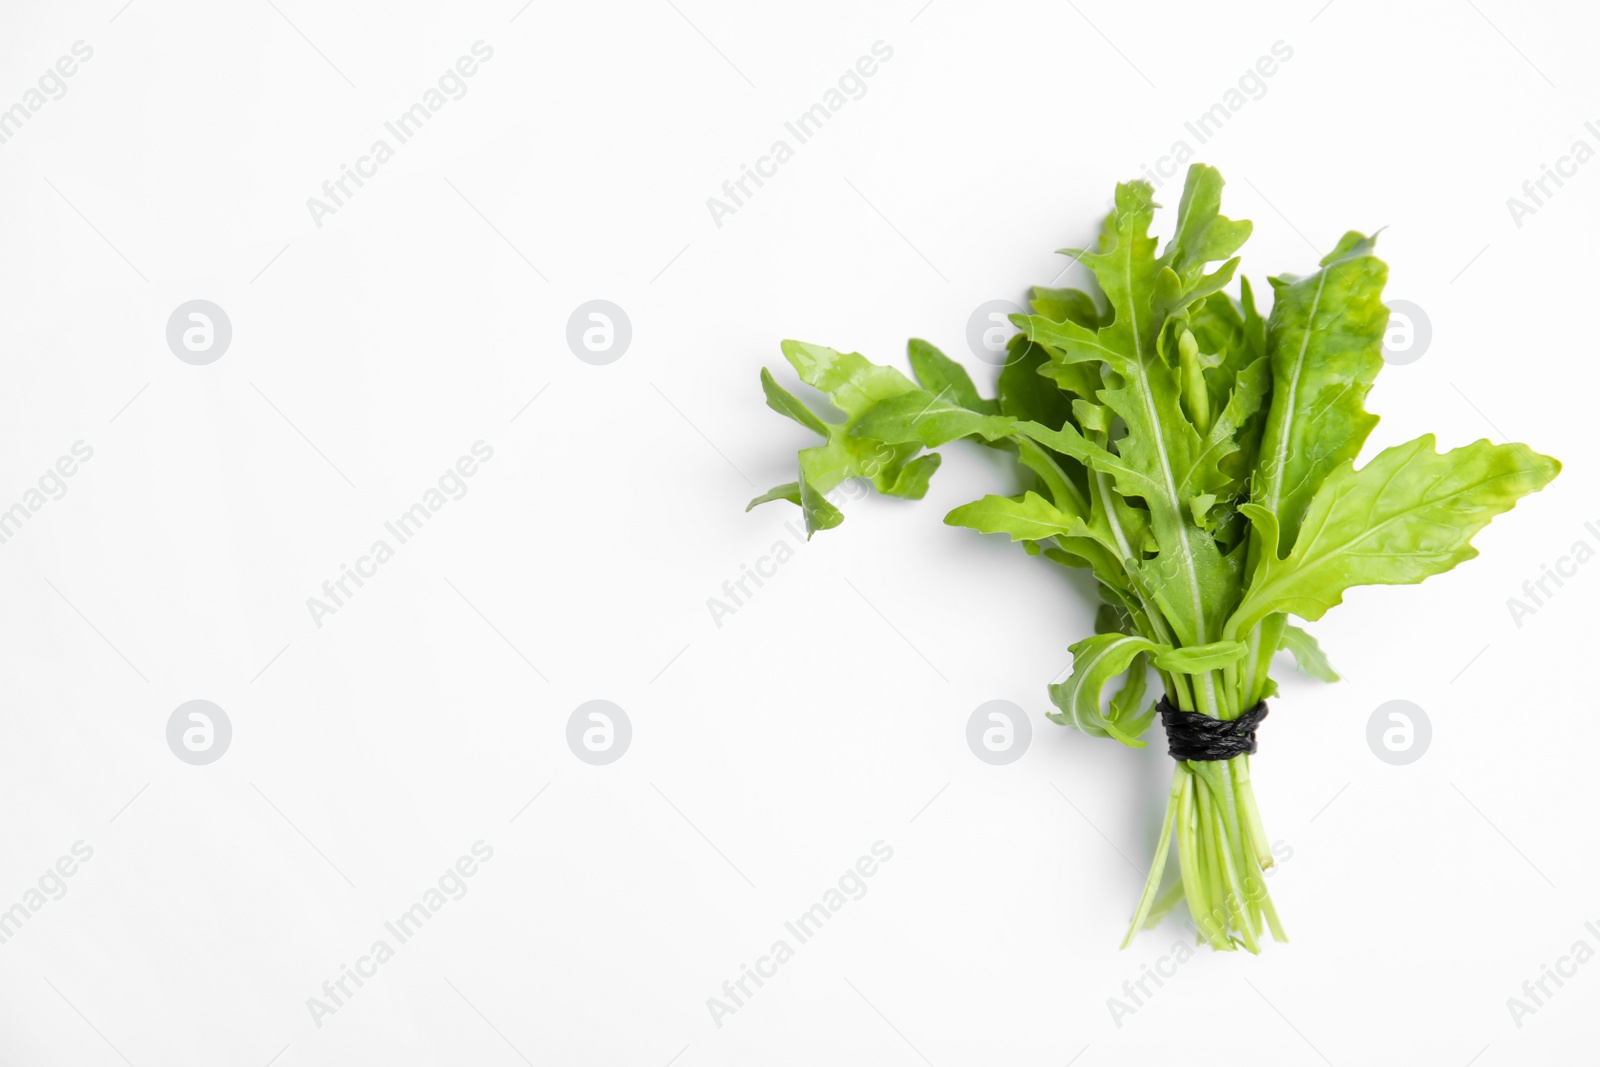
[749, 164, 1560, 951]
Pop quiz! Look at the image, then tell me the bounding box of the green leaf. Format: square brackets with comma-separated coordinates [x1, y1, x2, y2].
[1108, 657, 1158, 747]
[1030, 286, 1101, 326]
[851, 390, 1017, 447]
[1015, 436, 1089, 517]
[1229, 435, 1561, 636]
[781, 339, 917, 419]
[1152, 640, 1247, 673]
[798, 476, 843, 533]
[1239, 276, 1266, 362]
[1279, 624, 1339, 682]
[945, 491, 1091, 542]
[1108, 654, 1153, 736]
[907, 339, 995, 414]
[1010, 421, 1149, 497]
[1013, 167, 1248, 658]
[759, 368, 830, 436]
[1047, 633, 1165, 745]
[1233, 232, 1388, 702]
[1250, 231, 1388, 555]
[999, 337, 1083, 427]
[795, 434, 903, 497]
[1072, 399, 1109, 434]
[1096, 600, 1134, 635]
[1160, 165, 1254, 284]
[946, 491, 1132, 602]
[757, 341, 955, 535]
[884, 452, 942, 499]
[747, 482, 801, 511]
[1183, 356, 1271, 506]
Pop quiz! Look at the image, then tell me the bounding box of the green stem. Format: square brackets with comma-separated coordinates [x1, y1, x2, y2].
[1121, 764, 1185, 949]
[1232, 755, 1273, 868]
[1192, 777, 1231, 949]
[1173, 769, 1212, 945]
[1237, 614, 1286, 708]
[1142, 877, 1187, 928]
[1206, 771, 1261, 954]
[1131, 753, 1287, 952]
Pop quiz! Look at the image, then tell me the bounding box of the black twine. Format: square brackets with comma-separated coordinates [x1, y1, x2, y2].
[1158, 697, 1268, 761]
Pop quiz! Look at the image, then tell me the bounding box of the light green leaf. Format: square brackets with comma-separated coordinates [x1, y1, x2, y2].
[747, 482, 801, 511]
[907, 339, 995, 414]
[946, 491, 1131, 603]
[945, 491, 1091, 542]
[781, 339, 917, 419]
[756, 341, 957, 535]
[1072, 399, 1109, 434]
[1030, 286, 1101, 326]
[797, 476, 843, 533]
[1014, 436, 1089, 517]
[1250, 231, 1388, 555]
[884, 452, 942, 499]
[1152, 640, 1247, 673]
[1229, 435, 1561, 636]
[1109, 654, 1153, 735]
[1279, 624, 1339, 682]
[1160, 164, 1254, 283]
[1014, 167, 1247, 655]
[1048, 633, 1165, 745]
[850, 389, 1017, 448]
[759, 368, 830, 436]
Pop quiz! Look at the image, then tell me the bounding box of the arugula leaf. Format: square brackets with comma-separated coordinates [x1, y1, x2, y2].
[745, 482, 801, 511]
[907, 338, 997, 414]
[759, 368, 830, 436]
[780, 339, 917, 417]
[1228, 435, 1561, 636]
[944, 491, 1089, 542]
[944, 491, 1125, 586]
[1279, 624, 1338, 682]
[1232, 232, 1389, 700]
[1049, 633, 1165, 745]
[1014, 436, 1089, 516]
[850, 389, 1017, 447]
[999, 336, 1080, 429]
[1029, 286, 1101, 327]
[748, 340, 947, 535]
[1250, 232, 1390, 554]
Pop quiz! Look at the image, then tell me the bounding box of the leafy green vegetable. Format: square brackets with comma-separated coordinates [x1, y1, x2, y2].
[747, 164, 1560, 951]
[1278, 624, 1338, 683]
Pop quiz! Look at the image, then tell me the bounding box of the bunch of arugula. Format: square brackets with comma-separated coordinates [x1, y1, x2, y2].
[749, 164, 1559, 951]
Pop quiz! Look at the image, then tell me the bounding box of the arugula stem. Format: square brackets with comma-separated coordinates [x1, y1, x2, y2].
[1192, 778, 1232, 949]
[1121, 765, 1184, 948]
[1143, 752, 1285, 950]
[1231, 755, 1274, 868]
[1257, 877, 1288, 944]
[1173, 769, 1212, 945]
[1142, 877, 1187, 928]
[1211, 796, 1260, 954]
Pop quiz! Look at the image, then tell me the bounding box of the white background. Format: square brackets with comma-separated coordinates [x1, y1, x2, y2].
[0, 0, 1595, 1063]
